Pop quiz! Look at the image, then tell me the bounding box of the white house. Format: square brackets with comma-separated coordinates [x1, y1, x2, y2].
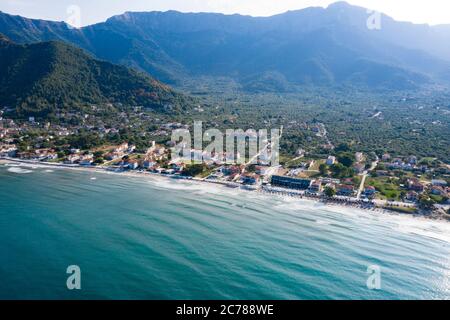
[432, 179, 447, 187]
[326, 156, 336, 166]
[355, 152, 364, 163]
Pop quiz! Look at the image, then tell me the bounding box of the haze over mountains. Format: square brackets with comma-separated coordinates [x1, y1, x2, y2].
[1, 1, 450, 92]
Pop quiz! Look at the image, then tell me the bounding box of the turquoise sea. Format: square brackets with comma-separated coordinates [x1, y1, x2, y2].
[0, 163, 449, 300]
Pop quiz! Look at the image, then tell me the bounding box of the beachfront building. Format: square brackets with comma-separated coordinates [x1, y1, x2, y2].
[65, 154, 80, 164]
[220, 166, 241, 176]
[364, 186, 376, 198]
[127, 161, 139, 170]
[406, 191, 419, 202]
[271, 175, 311, 190]
[143, 160, 157, 169]
[105, 143, 130, 161]
[308, 180, 322, 193]
[0, 144, 17, 157]
[16, 152, 38, 160]
[320, 178, 341, 185]
[79, 154, 94, 166]
[242, 175, 260, 186]
[337, 184, 355, 196]
[407, 179, 424, 193]
[32, 148, 56, 161]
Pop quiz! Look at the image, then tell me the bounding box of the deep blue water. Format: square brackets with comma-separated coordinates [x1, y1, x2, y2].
[0, 163, 449, 299]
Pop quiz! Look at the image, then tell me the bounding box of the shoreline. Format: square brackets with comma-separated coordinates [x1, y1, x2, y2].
[1, 158, 448, 222]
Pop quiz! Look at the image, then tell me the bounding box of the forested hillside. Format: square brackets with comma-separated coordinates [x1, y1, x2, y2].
[0, 35, 193, 117]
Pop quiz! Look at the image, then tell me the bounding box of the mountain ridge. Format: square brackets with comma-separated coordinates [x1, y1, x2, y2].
[1, 2, 450, 91]
[0, 35, 193, 117]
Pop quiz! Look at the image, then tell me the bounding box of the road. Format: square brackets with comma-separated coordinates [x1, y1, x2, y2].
[236, 126, 283, 180]
[356, 173, 368, 200]
[356, 157, 379, 200]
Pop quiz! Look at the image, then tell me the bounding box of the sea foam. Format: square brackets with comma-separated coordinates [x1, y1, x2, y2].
[7, 167, 33, 174]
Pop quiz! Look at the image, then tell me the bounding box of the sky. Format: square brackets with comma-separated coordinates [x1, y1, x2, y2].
[1, 0, 450, 27]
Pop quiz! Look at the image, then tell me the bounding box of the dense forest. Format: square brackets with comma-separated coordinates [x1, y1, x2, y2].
[0, 35, 194, 117]
[181, 87, 450, 163]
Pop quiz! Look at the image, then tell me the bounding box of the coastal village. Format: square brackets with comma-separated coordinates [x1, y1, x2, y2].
[1, 109, 449, 218]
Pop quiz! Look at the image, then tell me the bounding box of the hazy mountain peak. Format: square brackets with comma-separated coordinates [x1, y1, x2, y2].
[1, 4, 450, 92]
[327, 1, 353, 9]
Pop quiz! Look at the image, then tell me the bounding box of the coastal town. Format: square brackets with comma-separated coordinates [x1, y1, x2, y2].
[1, 111, 449, 219]
[3, 2, 450, 303]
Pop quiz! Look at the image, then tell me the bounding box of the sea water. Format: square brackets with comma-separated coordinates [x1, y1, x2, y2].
[0, 164, 448, 299]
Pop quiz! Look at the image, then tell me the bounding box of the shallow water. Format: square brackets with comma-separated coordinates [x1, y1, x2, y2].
[0, 164, 449, 299]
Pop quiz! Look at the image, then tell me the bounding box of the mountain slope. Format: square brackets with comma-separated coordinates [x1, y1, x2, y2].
[0, 35, 193, 117]
[0, 2, 449, 91]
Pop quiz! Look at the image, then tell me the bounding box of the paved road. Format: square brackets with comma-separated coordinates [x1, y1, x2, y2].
[356, 158, 379, 200]
[356, 173, 368, 200]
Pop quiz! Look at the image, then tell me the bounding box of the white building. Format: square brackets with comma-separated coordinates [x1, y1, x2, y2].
[326, 156, 336, 166]
[0, 144, 17, 157]
[432, 179, 447, 187]
[355, 152, 364, 163]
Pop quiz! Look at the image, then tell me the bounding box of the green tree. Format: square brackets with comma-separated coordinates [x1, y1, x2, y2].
[418, 195, 436, 209]
[94, 151, 104, 158]
[335, 143, 351, 153]
[324, 186, 336, 198]
[319, 163, 328, 176]
[337, 152, 355, 168]
[330, 163, 355, 179]
[93, 157, 104, 165]
[182, 164, 206, 177]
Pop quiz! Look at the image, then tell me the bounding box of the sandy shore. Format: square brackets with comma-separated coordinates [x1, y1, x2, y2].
[1, 158, 448, 222]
